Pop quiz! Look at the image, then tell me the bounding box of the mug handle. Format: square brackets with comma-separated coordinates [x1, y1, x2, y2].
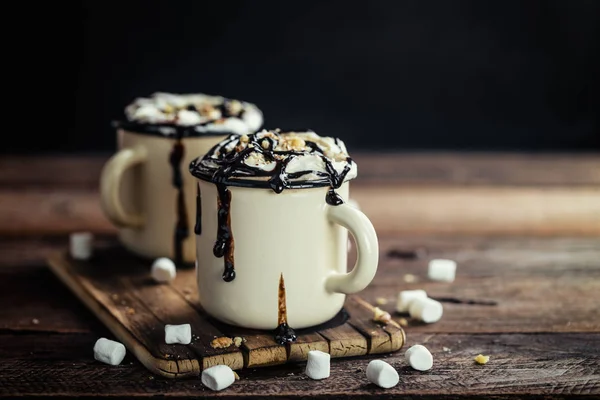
[99, 146, 147, 228]
[325, 202, 379, 294]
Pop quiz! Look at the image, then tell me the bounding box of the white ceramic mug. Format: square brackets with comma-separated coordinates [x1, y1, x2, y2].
[100, 130, 230, 264]
[99, 93, 262, 264]
[193, 175, 379, 330]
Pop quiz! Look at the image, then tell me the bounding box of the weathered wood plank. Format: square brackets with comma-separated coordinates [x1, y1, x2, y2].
[2, 235, 599, 336]
[125, 275, 244, 371]
[318, 323, 368, 358]
[1, 332, 597, 398]
[363, 235, 600, 334]
[2, 153, 600, 187]
[2, 185, 600, 236]
[344, 296, 405, 354]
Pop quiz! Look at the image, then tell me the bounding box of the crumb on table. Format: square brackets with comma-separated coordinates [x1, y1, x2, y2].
[474, 354, 490, 364]
[211, 336, 233, 349]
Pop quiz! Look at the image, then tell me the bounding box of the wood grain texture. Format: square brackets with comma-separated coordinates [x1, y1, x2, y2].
[2, 153, 600, 187]
[2, 154, 600, 236]
[45, 243, 404, 377]
[0, 332, 597, 398]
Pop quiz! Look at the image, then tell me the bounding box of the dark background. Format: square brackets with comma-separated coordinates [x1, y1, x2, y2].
[15, 0, 600, 153]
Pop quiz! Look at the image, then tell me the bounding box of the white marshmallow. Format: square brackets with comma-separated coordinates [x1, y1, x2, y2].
[165, 324, 191, 344]
[428, 259, 457, 282]
[70, 232, 93, 260]
[177, 109, 204, 126]
[305, 350, 330, 380]
[151, 258, 176, 283]
[366, 359, 399, 389]
[405, 344, 433, 371]
[408, 297, 443, 323]
[396, 289, 428, 313]
[201, 364, 236, 391]
[93, 338, 126, 366]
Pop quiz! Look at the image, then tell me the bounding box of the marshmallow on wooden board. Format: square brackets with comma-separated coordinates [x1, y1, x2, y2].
[93, 338, 126, 366]
[151, 257, 176, 283]
[366, 360, 399, 389]
[165, 324, 191, 344]
[408, 297, 443, 323]
[70, 232, 93, 260]
[428, 259, 457, 282]
[305, 350, 330, 380]
[405, 344, 433, 371]
[396, 289, 428, 313]
[201, 364, 236, 391]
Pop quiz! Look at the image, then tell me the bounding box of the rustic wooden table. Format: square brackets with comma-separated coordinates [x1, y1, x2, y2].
[1, 153, 599, 399]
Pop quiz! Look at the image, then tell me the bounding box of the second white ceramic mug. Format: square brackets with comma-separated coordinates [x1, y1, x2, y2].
[100, 129, 229, 264]
[99, 92, 263, 264]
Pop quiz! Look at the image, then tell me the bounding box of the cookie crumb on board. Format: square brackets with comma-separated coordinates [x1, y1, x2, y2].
[375, 297, 388, 305]
[373, 307, 392, 324]
[474, 354, 490, 364]
[211, 336, 234, 349]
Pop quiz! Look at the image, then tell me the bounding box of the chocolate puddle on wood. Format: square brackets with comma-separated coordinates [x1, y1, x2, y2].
[274, 273, 297, 344]
[169, 138, 189, 266]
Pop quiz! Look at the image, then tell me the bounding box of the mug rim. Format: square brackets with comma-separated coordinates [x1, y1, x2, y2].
[113, 120, 254, 139]
[191, 168, 352, 191]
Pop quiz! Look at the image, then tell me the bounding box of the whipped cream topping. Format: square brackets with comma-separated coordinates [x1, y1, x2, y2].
[119, 92, 263, 137]
[189, 129, 357, 192]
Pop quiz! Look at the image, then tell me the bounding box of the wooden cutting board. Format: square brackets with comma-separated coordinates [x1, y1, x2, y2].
[47, 243, 405, 379]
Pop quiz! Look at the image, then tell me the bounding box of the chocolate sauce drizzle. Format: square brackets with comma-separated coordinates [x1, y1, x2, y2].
[113, 99, 247, 138]
[189, 130, 355, 284]
[274, 273, 297, 344]
[169, 138, 189, 265]
[194, 183, 202, 235]
[213, 184, 235, 282]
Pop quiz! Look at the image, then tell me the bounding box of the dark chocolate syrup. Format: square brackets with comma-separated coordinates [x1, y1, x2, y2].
[169, 138, 189, 266]
[213, 183, 235, 282]
[326, 189, 344, 206]
[274, 273, 297, 344]
[194, 183, 202, 235]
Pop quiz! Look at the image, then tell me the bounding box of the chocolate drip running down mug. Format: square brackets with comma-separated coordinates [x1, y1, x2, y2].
[100, 92, 263, 265]
[189, 129, 378, 343]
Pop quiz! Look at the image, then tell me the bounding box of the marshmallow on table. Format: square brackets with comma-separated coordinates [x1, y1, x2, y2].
[165, 324, 191, 344]
[428, 259, 457, 282]
[405, 344, 433, 371]
[201, 364, 236, 391]
[93, 338, 126, 366]
[305, 350, 330, 380]
[408, 297, 443, 323]
[70, 232, 93, 260]
[151, 257, 177, 283]
[366, 360, 399, 389]
[396, 289, 428, 313]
